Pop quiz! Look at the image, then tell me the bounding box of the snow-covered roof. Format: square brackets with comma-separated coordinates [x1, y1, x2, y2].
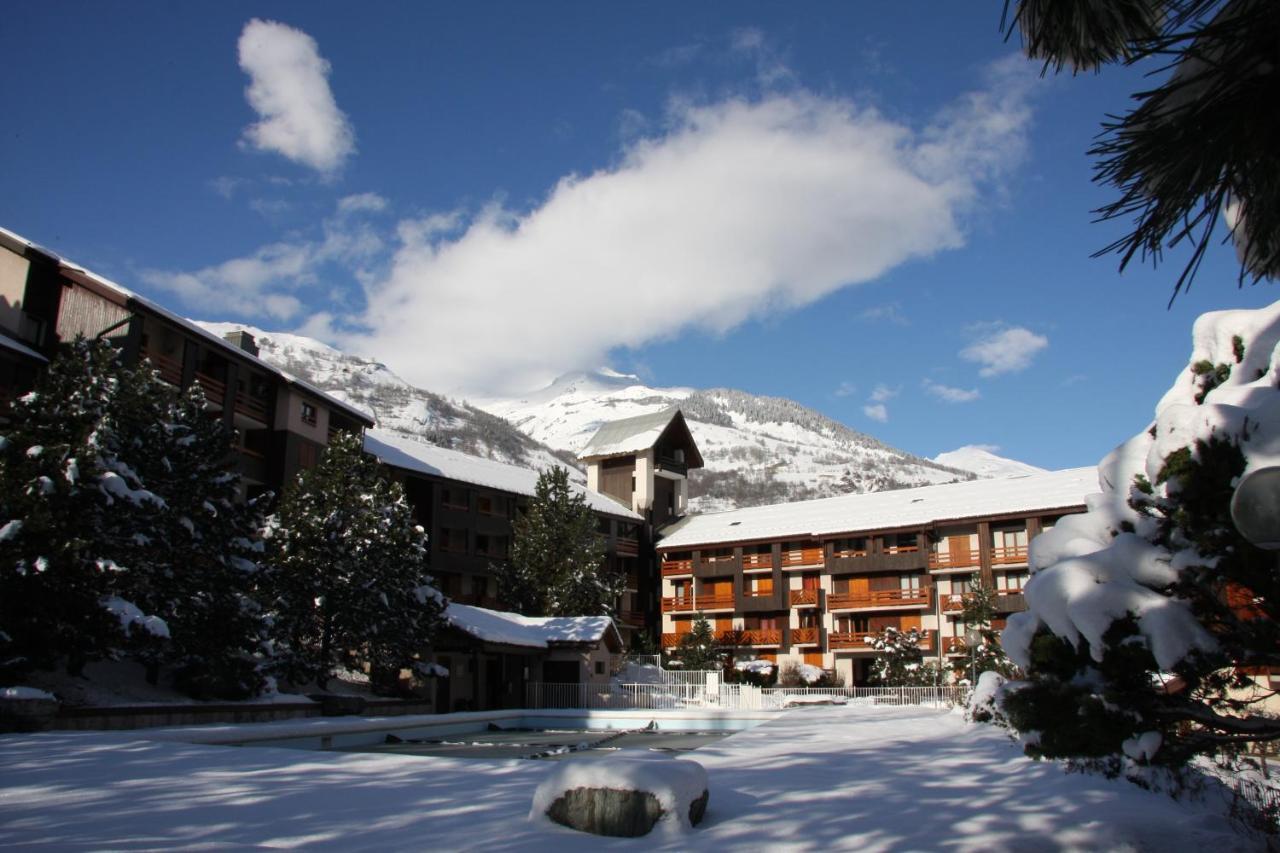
[579, 407, 682, 459]
[0, 225, 373, 427]
[364, 427, 642, 520]
[0, 333, 47, 362]
[658, 466, 1099, 549]
[445, 603, 621, 650]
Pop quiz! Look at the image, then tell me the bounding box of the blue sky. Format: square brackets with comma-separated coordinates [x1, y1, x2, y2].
[2, 2, 1275, 470]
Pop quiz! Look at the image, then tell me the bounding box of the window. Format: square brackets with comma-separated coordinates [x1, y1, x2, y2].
[476, 535, 509, 559]
[477, 495, 501, 516]
[438, 528, 467, 553]
[594, 661, 605, 676]
[300, 401, 318, 426]
[900, 574, 922, 591]
[441, 487, 469, 510]
[998, 571, 1029, 591]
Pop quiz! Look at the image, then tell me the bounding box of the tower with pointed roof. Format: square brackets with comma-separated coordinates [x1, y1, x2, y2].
[579, 408, 703, 527]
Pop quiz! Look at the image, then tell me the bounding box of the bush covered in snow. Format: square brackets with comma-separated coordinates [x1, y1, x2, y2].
[1002, 302, 1280, 765]
[731, 657, 777, 687]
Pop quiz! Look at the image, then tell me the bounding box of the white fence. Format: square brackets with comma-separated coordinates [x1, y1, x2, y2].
[524, 682, 969, 712]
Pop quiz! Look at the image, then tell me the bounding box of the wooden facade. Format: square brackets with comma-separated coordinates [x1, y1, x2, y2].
[657, 506, 1082, 686]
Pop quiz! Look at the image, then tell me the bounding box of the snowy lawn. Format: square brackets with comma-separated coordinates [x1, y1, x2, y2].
[0, 705, 1254, 850]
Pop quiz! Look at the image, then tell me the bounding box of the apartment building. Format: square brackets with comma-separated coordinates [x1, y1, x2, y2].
[655, 468, 1097, 686]
[364, 429, 651, 645]
[0, 226, 373, 496]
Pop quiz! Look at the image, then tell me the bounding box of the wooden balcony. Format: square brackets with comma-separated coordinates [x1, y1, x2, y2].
[142, 350, 182, 386]
[194, 371, 227, 407]
[830, 629, 935, 651]
[615, 537, 640, 558]
[827, 588, 931, 611]
[234, 393, 270, 425]
[942, 593, 971, 613]
[790, 626, 820, 645]
[617, 610, 646, 625]
[742, 587, 775, 598]
[741, 552, 773, 571]
[832, 547, 868, 560]
[661, 633, 681, 649]
[789, 589, 819, 607]
[662, 559, 693, 576]
[991, 544, 1029, 565]
[661, 594, 734, 613]
[780, 547, 823, 569]
[928, 550, 980, 571]
[882, 544, 920, 555]
[718, 629, 781, 646]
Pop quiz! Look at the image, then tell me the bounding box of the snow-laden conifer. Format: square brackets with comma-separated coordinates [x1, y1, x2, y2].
[263, 432, 444, 692]
[495, 466, 621, 617]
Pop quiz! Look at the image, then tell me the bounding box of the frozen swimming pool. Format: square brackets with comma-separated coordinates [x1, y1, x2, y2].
[333, 726, 734, 760]
[225, 709, 766, 757]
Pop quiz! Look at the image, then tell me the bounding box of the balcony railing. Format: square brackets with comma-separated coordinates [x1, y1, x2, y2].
[662, 559, 693, 576]
[617, 610, 646, 625]
[741, 552, 773, 571]
[830, 629, 935, 651]
[661, 594, 734, 612]
[716, 629, 781, 646]
[743, 587, 775, 598]
[991, 544, 1029, 565]
[928, 550, 980, 570]
[194, 371, 227, 407]
[941, 593, 972, 613]
[790, 626, 820, 645]
[789, 589, 819, 607]
[882, 544, 920, 555]
[234, 393, 270, 424]
[832, 547, 868, 560]
[142, 350, 182, 386]
[661, 633, 681, 649]
[780, 547, 823, 568]
[615, 538, 640, 557]
[702, 553, 736, 566]
[827, 588, 931, 611]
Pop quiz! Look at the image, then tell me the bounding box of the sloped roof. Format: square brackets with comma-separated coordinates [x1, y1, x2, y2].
[579, 407, 702, 468]
[364, 427, 642, 520]
[0, 226, 373, 426]
[0, 333, 47, 362]
[445, 603, 621, 651]
[658, 466, 1099, 550]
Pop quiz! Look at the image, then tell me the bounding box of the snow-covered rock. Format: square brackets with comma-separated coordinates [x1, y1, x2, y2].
[530, 756, 708, 837]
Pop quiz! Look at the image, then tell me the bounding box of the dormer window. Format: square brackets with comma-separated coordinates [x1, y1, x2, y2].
[673, 448, 685, 463]
[301, 401, 318, 426]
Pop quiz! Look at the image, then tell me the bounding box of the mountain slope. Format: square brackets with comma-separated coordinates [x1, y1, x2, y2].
[479, 371, 976, 512]
[195, 322, 583, 478]
[932, 446, 1048, 479]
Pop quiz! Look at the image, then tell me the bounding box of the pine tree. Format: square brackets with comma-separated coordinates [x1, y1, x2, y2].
[671, 613, 721, 671]
[953, 576, 1018, 683]
[1002, 0, 1280, 296]
[869, 627, 940, 686]
[263, 432, 445, 691]
[495, 466, 620, 617]
[0, 339, 169, 681]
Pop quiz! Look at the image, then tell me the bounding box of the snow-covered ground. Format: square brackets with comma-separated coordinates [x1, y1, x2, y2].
[0, 705, 1255, 850]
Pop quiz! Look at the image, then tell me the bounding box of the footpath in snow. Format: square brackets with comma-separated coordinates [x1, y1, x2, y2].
[0, 705, 1255, 851]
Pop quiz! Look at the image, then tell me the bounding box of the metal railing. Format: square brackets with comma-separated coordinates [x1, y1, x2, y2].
[523, 682, 970, 712]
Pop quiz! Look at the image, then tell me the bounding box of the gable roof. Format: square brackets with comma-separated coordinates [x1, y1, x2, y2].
[579, 407, 703, 467]
[0, 226, 374, 427]
[445, 603, 622, 652]
[364, 427, 642, 520]
[658, 466, 1099, 550]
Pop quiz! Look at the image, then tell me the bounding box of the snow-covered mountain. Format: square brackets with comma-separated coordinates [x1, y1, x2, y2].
[478, 370, 976, 512]
[932, 446, 1048, 479]
[195, 322, 583, 479]
[196, 324, 982, 512]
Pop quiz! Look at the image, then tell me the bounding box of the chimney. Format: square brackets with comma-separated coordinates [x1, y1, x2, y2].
[223, 330, 259, 357]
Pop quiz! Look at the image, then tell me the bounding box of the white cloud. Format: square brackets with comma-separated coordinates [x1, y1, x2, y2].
[923, 378, 981, 403]
[858, 302, 908, 325]
[238, 19, 355, 174]
[338, 62, 1034, 394]
[869, 384, 899, 403]
[833, 381, 857, 398]
[141, 196, 383, 320]
[863, 403, 889, 423]
[960, 325, 1048, 377]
